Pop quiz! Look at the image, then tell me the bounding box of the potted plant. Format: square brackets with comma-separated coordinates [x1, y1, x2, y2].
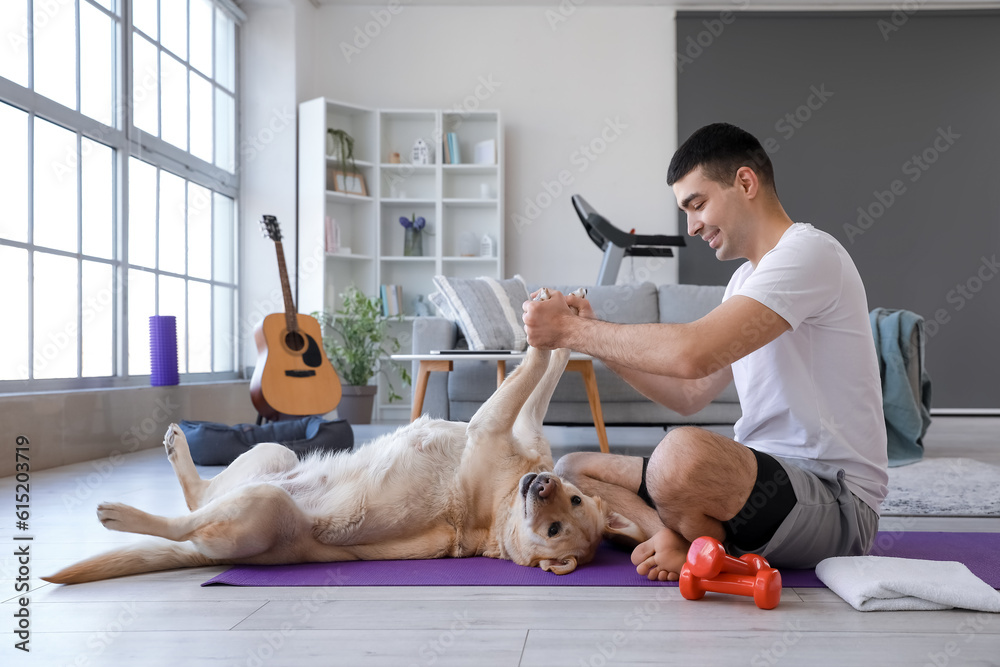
[399, 213, 428, 257]
[326, 128, 359, 174]
[314, 286, 411, 424]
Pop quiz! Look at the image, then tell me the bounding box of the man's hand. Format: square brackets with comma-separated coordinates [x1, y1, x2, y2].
[566, 290, 595, 319]
[523, 289, 579, 350]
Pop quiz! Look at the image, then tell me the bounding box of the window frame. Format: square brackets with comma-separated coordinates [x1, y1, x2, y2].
[0, 0, 245, 394]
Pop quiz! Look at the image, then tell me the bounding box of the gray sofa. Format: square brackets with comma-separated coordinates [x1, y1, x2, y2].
[410, 282, 742, 426]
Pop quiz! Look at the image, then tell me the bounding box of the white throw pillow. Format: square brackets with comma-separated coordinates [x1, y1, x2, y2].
[431, 274, 529, 351]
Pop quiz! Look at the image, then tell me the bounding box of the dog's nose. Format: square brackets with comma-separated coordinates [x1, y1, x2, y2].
[535, 475, 554, 499]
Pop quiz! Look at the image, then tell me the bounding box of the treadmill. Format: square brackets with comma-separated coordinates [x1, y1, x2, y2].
[572, 194, 686, 285]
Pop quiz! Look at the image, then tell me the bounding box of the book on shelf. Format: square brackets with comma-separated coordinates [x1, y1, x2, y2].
[324, 216, 340, 253]
[392, 284, 402, 315]
[474, 139, 497, 165]
[380, 284, 403, 316]
[447, 132, 461, 164]
[442, 134, 451, 164]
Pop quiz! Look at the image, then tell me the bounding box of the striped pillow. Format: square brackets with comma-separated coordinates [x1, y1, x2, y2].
[432, 274, 529, 351]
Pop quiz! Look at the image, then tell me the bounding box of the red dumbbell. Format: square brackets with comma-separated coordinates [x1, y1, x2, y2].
[686, 535, 771, 578]
[678, 536, 782, 610]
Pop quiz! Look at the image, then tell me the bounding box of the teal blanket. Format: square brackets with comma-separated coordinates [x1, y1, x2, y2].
[869, 308, 932, 467]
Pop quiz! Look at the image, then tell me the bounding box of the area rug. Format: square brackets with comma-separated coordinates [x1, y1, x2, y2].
[202, 531, 1000, 589]
[881, 457, 1000, 516]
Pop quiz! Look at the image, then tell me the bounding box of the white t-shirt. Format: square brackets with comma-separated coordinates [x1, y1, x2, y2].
[723, 223, 888, 512]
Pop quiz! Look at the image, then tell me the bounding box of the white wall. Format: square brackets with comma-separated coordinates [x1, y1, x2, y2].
[238, 2, 681, 368]
[240, 0, 315, 370]
[305, 4, 680, 288]
[1, 3, 685, 470]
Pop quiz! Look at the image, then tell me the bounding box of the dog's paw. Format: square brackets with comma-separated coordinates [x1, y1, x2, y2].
[566, 287, 587, 316]
[533, 287, 588, 314]
[163, 423, 188, 460]
[97, 502, 145, 533]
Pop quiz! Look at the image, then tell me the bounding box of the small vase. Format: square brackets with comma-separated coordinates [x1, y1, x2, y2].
[404, 227, 423, 257]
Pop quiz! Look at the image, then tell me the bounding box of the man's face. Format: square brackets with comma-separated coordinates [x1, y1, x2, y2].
[672, 166, 749, 262]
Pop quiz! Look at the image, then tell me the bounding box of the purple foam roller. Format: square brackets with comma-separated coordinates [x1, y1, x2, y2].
[149, 315, 179, 386]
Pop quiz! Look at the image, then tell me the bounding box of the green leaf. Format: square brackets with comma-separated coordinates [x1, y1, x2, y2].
[312, 285, 411, 403]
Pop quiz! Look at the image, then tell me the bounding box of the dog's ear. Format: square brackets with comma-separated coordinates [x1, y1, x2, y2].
[603, 511, 646, 545]
[539, 556, 578, 575]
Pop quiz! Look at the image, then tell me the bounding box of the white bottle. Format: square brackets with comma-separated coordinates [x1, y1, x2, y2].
[480, 234, 495, 257]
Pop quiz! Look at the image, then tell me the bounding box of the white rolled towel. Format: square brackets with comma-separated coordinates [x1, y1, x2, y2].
[815, 556, 1000, 612]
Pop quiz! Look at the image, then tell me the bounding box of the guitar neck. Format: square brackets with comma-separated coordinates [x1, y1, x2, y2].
[274, 240, 299, 332]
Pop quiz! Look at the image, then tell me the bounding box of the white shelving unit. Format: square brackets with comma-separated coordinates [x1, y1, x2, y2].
[297, 97, 504, 420]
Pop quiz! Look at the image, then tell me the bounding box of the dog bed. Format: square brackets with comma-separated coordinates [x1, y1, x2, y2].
[179, 417, 354, 466]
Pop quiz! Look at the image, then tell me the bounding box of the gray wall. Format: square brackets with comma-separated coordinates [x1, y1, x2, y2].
[676, 11, 1000, 410]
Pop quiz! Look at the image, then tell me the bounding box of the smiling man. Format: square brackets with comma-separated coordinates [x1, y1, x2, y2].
[522, 122, 888, 580]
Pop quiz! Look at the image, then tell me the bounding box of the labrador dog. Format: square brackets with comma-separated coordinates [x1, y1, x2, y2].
[44, 345, 644, 584]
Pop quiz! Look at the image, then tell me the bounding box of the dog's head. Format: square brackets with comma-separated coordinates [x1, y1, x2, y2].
[502, 472, 645, 575]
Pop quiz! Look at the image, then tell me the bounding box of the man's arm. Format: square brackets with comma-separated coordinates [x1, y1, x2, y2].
[602, 360, 733, 416]
[522, 291, 790, 380]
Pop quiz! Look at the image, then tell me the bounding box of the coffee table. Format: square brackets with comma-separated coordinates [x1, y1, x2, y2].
[391, 352, 610, 453]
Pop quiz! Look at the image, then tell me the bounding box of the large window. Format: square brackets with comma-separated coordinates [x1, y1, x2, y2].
[0, 0, 243, 391]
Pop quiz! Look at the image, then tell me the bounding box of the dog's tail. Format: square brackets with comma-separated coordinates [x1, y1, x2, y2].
[41, 540, 222, 585]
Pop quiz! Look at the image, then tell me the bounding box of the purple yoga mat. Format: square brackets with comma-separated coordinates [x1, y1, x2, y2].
[202, 532, 1000, 589]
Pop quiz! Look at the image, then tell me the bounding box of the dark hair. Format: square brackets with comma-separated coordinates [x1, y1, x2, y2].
[666, 123, 776, 194]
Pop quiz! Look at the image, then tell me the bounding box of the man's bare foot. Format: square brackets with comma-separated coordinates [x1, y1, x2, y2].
[630, 528, 690, 582]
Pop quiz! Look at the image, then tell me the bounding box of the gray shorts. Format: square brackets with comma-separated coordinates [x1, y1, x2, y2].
[726, 455, 880, 569]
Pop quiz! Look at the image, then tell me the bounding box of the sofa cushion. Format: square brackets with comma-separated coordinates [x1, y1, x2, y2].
[432, 274, 529, 350]
[446, 359, 651, 408]
[527, 282, 661, 324]
[447, 357, 739, 406]
[657, 284, 725, 323]
[656, 284, 738, 402]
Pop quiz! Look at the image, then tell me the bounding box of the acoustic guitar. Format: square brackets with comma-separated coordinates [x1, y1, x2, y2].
[250, 215, 342, 420]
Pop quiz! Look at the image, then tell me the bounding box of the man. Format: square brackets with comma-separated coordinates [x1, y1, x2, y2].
[522, 123, 888, 581]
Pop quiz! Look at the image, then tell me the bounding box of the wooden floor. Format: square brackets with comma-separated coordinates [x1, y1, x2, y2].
[2, 416, 999, 666]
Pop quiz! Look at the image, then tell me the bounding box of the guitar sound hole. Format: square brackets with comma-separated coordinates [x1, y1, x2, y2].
[284, 331, 306, 352]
